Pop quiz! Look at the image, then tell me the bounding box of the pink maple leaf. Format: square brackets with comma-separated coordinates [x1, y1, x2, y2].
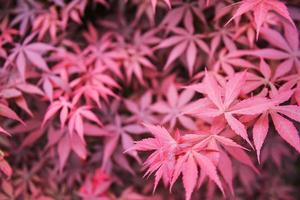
[0, 79, 44, 116]
[0, 101, 24, 135]
[42, 97, 72, 128]
[121, 45, 156, 85]
[247, 25, 300, 79]
[227, 0, 295, 38]
[102, 115, 145, 169]
[160, 1, 207, 29]
[46, 127, 88, 171]
[151, 84, 197, 130]
[32, 6, 62, 41]
[148, 0, 171, 11]
[131, 0, 157, 26]
[179, 124, 256, 195]
[187, 71, 273, 147]
[212, 49, 256, 75]
[241, 59, 276, 94]
[252, 87, 300, 162]
[130, 124, 178, 192]
[38, 72, 69, 102]
[0, 151, 12, 178]
[172, 150, 224, 200]
[131, 124, 226, 200]
[125, 91, 157, 124]
[83, 32, 125, 78]
[70, 67, 119, 108]
[0, 17, 18, 45]
[78, 168, 112, 200]
[207, 24, 239, 58]
[156, 24, 209, 76]
[11, 0, 41, 35]
[68, 106, 103, 142]
[0, 180, 16, 199]
[61, 0, 88, 28]
[4, 33, 53, 80]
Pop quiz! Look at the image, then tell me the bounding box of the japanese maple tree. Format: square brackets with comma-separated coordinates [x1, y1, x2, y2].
[0, 0, 299, 200]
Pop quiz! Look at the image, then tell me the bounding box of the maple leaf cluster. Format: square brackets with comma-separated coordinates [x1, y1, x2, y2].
[0, 0, 299, 199]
